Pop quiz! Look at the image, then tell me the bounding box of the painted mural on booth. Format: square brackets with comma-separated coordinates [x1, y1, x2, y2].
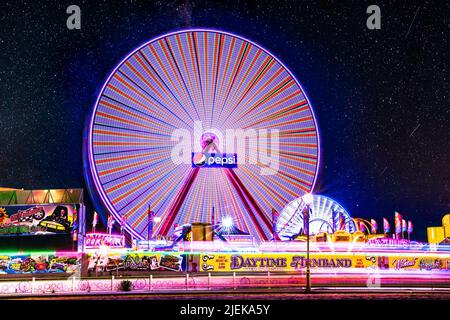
[86, 252, 184, 273]
[195, 253, 450, 272]
[0, 253, 80, 274]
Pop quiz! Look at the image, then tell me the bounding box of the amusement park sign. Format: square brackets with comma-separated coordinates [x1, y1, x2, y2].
[366, 238, 425, 249]
[201, 253, 357, 272]
[84, 233, 125, 249]
[367, 238, 411, 247]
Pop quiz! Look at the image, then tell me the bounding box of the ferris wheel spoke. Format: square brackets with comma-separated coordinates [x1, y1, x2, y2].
[117, 69, 195, 127]
[228, 56, 274, 111]
[101, 94, 178, 130]
[189, 32, 206, 115]
[217, 41, 250, 123]
[209, 33, 223, 127]
[163, 38, 201, 121]
[136, 51, 196, 126]
[225, 77, 294, 126]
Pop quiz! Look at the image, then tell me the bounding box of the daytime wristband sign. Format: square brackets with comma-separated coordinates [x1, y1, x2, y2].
[200, 253, 355, 272]
[230, 255, 352, 270]
[200, 253, 450, 272]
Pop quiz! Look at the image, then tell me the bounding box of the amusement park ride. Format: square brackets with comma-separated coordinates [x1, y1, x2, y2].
[86, 29, 320, 243]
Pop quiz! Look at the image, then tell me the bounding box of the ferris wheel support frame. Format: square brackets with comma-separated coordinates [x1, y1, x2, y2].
[225, 168, 271, 240]
[159, 167, 200, 235]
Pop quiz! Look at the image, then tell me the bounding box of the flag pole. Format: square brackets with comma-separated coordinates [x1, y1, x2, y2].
[212, 205, 215, 241]
[147, 205, 152, 241]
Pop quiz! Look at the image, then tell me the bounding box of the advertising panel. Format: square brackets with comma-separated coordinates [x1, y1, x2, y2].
[198, 253, 364, 272]
[0, 252, 80, 274]
[389, 256, 450, 271]
[0, 204, 79, 236]
[196, 253, 450, 272]
[84, 233, 125, 249]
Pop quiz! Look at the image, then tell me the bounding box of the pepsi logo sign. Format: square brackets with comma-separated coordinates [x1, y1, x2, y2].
[191, 153, 237, 168]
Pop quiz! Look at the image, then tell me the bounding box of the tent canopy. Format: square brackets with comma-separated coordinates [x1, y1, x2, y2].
[0, 188, 84, 205]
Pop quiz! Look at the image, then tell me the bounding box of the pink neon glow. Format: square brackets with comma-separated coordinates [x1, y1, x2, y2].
[84, 233, 125, 248]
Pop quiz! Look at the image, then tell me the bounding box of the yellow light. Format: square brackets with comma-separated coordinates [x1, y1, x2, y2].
[302, 193, 314, 205]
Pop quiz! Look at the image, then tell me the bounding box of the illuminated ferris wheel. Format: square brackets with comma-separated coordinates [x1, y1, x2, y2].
[86, 29, 320, 241]
[275, 195, 356, 240]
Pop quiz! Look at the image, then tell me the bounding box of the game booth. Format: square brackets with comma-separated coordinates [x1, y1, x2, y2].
[0, 188, 84, 275]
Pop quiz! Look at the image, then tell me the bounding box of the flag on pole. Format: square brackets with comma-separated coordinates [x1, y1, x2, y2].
[370, 219, 378, 234]
[359, 221, 366, 233]
[408, 220, 413, 234]
[272, 208, 279, 229]
[331, 209, 338, 232]
[394, 211, 402, 234]
[148, 206, 155, 240]
[72, 205, 78, 224]
[339, 212, 346, 231]
[272, 208, 281, 240]
[383, 218, 390, 234]
[120, 215, 126, 235]
[302, 206, 310, 235]
[402, 219, 407, 233]
[107, 215, 115, 234]
[71, 205, 79, 233]
[92, 211, 98, 232]
[71, 206, 79, 242]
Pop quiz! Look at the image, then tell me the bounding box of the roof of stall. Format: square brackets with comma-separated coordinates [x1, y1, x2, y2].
[215, 225, 250, 236]
[0, 188, 84, 205]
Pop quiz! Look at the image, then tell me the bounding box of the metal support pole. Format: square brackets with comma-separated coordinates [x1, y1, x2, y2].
[149, 275, 153, 291]
[111, 276, 114, 291]
[208, 272, 211, 291]
[305, 205, 311, 293]
[186, 273, 189, 290]
[31, 277, 35, 294]
[233, 272, 236, 290]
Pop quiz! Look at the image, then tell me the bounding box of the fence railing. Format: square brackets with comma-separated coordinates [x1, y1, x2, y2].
[1, 270, 449, 296]
[0, 272, 307, 295]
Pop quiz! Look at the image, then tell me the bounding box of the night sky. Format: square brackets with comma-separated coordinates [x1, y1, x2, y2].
[0, 0, 448, 241]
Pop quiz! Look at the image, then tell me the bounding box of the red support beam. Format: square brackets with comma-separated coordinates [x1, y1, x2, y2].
[227, 169, 273, 230]
[224, 169, 269, 240]
[159, 168, 199, 236]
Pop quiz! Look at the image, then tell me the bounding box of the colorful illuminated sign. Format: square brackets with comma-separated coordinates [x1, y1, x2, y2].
[366, 237, 425, 249]
[0, 252, 80, 274]
[86, 252, 184, 273]
[192, 153, 238, 168]
[0, 204, 79, 236]
[367, 238, 411, 246]
[84, 233, 125, 248]
[196, 253, 450, 272]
